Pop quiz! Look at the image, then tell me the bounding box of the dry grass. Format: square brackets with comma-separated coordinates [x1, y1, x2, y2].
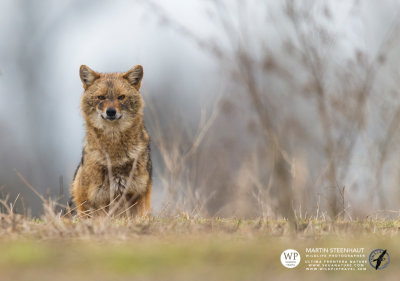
[1, 209, 400, 241]
[0, 187, 399, 281]
[0, 203, 399, 281]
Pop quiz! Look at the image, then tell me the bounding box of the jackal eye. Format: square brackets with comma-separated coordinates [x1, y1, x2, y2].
[118, 95, 125, 100]
[98, 95, 106, 100]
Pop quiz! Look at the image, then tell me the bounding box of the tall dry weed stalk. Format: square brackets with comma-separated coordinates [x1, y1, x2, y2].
[139, 0, 400, 219]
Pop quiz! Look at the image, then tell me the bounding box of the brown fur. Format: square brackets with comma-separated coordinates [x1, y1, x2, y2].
[71, 65, 152, 217]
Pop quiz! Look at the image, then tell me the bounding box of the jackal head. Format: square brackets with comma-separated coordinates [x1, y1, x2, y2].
[79, 65, 144, 131]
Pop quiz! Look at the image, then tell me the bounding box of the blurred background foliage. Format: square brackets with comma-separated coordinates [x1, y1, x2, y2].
[1, 0, 400, 218]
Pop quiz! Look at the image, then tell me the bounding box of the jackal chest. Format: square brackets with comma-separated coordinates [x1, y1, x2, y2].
[107, 174, 128, 195]
[92, 163, 146, 198]
[87, 144, 143, 168]
[99, 163, 133, 194]
[88, 172, 130, 208]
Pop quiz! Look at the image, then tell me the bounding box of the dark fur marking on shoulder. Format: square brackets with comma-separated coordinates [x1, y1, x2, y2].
[73, 163, 80, 181]
[73, 149, 85, 181]
[146, 140, 152, 179]
[142, 123, 152, 179]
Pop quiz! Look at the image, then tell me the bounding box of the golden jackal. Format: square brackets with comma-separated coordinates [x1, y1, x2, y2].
[71, 65, 151, 216]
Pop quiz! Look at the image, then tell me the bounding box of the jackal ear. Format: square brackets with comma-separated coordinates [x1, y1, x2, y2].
[123, 65, 143, 90]
[80, 65, 100, 89]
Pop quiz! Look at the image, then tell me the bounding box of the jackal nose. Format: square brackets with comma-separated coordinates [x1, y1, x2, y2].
[106, 107, 117, 117]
